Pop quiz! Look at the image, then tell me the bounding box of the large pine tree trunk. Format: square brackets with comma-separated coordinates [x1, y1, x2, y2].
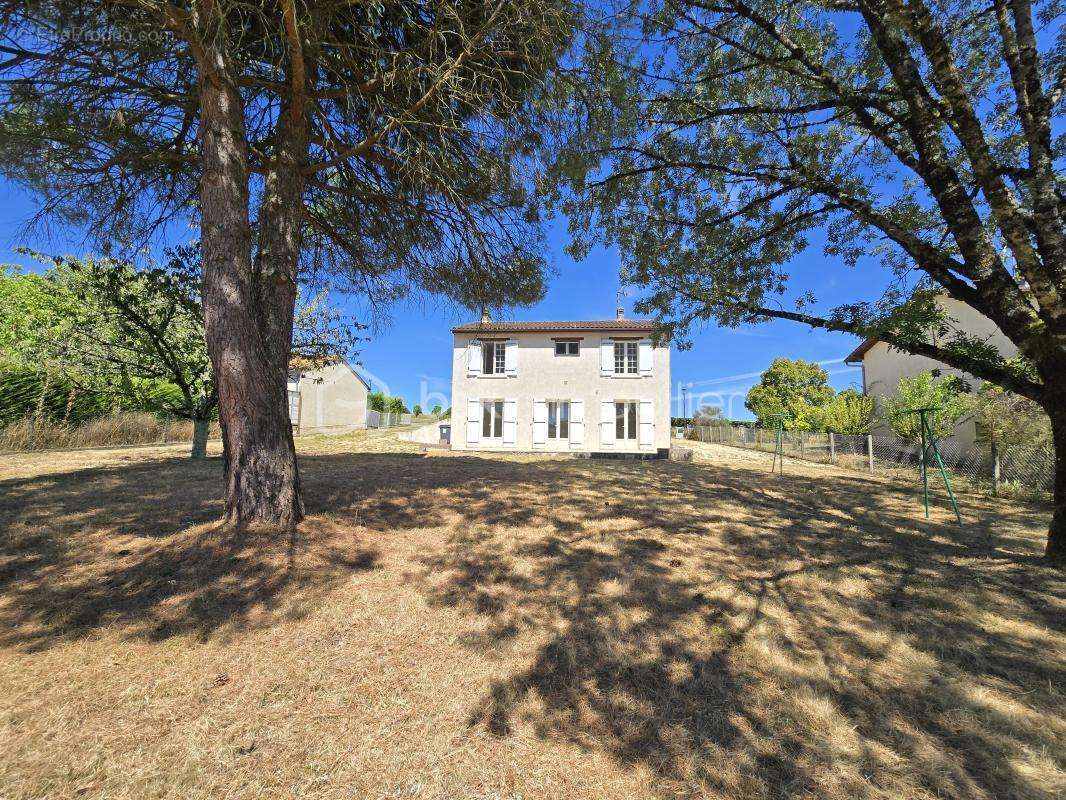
[198, 69, 303, 529]
[1047, 408, 1066, 564]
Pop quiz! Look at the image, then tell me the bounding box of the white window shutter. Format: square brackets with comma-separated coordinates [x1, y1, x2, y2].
[639, 399, 654, 447]
[569, 399, 584, 447]
[503, 399, 518, 446]
[532, 399, 548, 445]
[504, 339, 518, 375]
[639, 339, 653, 375]
[467, 341, 482, 376]
[600, 399, 614, 446]
[600, 339, 613, 376]
[466, 398, 480, 444]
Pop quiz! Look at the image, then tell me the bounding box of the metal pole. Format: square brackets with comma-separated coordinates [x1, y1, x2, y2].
[926, 414, 962, 524]
[992, 442, 1001, 496]
[829, 431, 835, 464]
[919, 409, 930, 519]
[776, 421, 781, 472]
[866, 434, 874, 471]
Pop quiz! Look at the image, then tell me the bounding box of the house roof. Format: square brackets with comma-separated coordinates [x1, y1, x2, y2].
[451, 319, 656, 334]
[290, 355, 371, 390]
[844, 337, 878, 364]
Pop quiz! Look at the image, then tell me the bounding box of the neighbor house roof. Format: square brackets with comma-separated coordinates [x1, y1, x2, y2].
[844, 338, 878, 364]
[451, 319, 656, 334]
[290, 355, 372, 390]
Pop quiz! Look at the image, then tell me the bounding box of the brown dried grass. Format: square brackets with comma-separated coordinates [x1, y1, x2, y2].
[0, 412, 220, 453]
[0, 431, 1063, 799]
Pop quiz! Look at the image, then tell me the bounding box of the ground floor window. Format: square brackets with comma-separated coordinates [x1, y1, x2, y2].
[615, 400, 638, 440]
[482, 399, 504, 439]
[547, 401, 570, 439]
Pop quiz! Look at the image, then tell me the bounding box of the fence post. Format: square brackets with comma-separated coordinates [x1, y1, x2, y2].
[829, 432, 835, 464]
[866, 434, 874, 471]
[991, 443, 1000, 496]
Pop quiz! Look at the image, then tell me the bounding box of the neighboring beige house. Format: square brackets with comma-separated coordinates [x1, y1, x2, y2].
[450, 313, 672, 456]
[845, 295, 1018, 446]
[287, 359, 370, 434]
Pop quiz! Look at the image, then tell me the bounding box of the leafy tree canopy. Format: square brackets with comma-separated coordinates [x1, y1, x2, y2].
[2, 245, 359, 427]
[744, 358, 835, 431]
[368, 391, 409, 415]
[821, 388, 876, 436]
[0, 0, 575, 314]
[886, 372, 971, 442]
[546, 0, 1062, 405]
[967, 383, 1052, 449]
[693, 405, 730, 426]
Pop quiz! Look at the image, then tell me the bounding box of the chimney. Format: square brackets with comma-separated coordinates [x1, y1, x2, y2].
[480, 308, 491, 324]
[616, 306, 625, 319]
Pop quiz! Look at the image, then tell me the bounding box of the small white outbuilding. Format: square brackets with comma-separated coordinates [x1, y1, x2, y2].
[286, 358, 370, 434]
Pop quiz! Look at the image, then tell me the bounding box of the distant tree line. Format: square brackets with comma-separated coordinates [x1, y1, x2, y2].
[368, 392, 409, 416]
[733, 358, 1049, 446]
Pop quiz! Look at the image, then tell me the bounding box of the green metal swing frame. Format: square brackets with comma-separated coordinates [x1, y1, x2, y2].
[767, 412, 788, 474]
[906, 406, 963, 525]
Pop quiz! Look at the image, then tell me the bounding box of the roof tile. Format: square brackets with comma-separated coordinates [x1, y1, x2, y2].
[452, 319, 656, 334]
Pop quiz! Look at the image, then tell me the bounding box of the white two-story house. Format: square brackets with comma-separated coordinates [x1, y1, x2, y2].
[450, 313, 672, 455]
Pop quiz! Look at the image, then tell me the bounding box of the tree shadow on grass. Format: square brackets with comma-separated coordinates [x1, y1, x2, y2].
[408, 458, 1065, 799]
[0, 456, 380, 651]
[1, 449, 1062, 798]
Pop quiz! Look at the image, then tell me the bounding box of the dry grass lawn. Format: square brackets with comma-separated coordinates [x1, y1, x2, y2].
[0, 430, 1063, 800]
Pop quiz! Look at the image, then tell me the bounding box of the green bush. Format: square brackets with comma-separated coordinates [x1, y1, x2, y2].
[0, 367, 188, 425]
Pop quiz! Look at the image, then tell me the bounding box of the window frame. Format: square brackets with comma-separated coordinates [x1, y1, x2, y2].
[547, 400, 571, 440]
[481, 399, 505, 439]
[615, 400, 638, 440]
[613, 341, 639, 374]
[481, 340, 506, 375]
[554, 340, 580, 357]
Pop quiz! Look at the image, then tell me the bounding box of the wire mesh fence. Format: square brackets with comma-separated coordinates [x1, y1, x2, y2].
[686, 424, 1054, 498]
[366, 410, 414, 429]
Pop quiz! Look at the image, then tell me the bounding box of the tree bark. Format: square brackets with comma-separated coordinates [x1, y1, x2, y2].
[191, 417, 210, 459]
[198, 66, 303, 529]
[1047, 407, 1066, 564]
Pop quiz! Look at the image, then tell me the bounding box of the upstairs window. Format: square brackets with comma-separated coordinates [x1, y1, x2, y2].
[554, 340, 579, 357]
[482, 341, 506, 374]
[614, 341, 638, 374]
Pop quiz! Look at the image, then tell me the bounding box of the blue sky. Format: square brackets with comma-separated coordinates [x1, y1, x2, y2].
[1, 179, 870, 420]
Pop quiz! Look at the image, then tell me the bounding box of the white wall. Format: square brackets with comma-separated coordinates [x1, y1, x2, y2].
[294, 361, 369, 433]
[860, 296, 1018, 447]
[398, 419, 449, 444]
[450, 332, 672, 453]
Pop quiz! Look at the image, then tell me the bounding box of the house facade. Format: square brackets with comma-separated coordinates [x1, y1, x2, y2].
[844, 295, 1018, 447]
[450, 316, 672, 455]
[287, 359, 370, 434]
